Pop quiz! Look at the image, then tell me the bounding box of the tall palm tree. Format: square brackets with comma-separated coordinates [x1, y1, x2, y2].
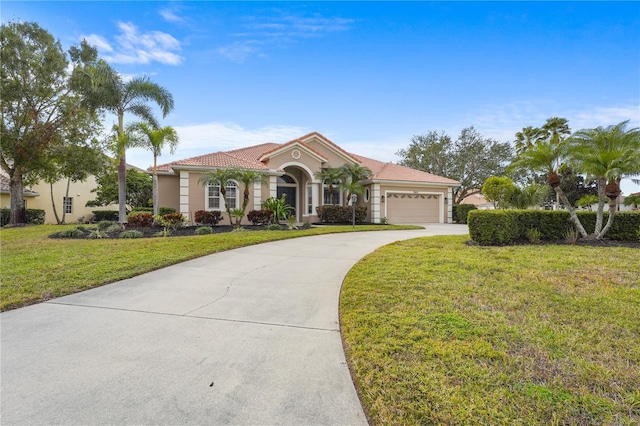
[235, 169, 268, 217]
[514, 126, 544, 154]
[199, 168, 241, 226]
[508, 184, 549, 209]
[314, 167, 346, 205]
[87, 62, 174, 222]
[568, 120, 640, 238]
[127, 122, 179, 216]
[340, 163, 373, 202]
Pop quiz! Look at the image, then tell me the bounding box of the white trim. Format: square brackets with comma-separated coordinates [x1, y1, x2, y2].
[278, 162, 320, 184]
[205, 179, 240, 211]
[269, 175, 278, 198]
[372, 183, 381, 223]
[258, 142, 327, 163]
[179, 171, 189, 218]
[253, 180, 262, 211]
[368, 179, 459, 188]
[299, 134, 360, 165]
[383, 190, 445, 223]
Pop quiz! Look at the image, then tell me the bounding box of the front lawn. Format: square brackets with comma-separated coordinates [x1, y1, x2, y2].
[340, 235, 640, 425]
[0, 223, 419, 311]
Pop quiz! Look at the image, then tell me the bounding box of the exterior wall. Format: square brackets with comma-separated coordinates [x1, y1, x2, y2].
[157, 174, 180, 212]
[28, 177, 102, 224]
[0, 193, 11, 209]
[304, 139, 355, 168]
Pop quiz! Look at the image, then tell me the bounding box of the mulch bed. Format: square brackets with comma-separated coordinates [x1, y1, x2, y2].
[49, 224, 289, 239]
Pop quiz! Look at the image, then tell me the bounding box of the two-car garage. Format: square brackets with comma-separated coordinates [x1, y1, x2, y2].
[384, 192, 442, 224]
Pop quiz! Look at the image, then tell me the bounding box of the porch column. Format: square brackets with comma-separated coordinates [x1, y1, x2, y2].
[269, 175, 277, 198]
[447, 187, 454, 223]
[371, 183, 381, 223]
[179, 171, 190, 223]
[253, 180, 262, 211]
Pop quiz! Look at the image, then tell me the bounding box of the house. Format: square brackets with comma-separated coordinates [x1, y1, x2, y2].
[155, 132, 460, 224]
[0, 175, 40, 209]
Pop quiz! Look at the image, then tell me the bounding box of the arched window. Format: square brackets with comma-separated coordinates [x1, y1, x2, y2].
[207, 180, 238, 210]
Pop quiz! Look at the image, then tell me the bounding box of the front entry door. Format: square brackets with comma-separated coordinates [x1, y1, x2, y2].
[277, 186, 296, 218]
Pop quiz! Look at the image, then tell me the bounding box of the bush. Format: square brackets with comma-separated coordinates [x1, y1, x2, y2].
[267, 223, 282, 231]
[1, 208, 45, 226]
[194, 210, 221, 226]
[54, 227, 85, 238]
[126, 212, 154, 227]
[316, 205, 367, 224]
[87, 229, 108, 239]
[97, 220, 116, 229]
[157, 212, 185, 230]
[195, 226, 213, 235]
[456, 204, 477, 224]
[247, 209, 273, 225]
[468, 210, 640, 245]
[130, 207, 153, 213]
[104, 223, 124, 233]
[158, 207, 176, 216]
[92, 210, 119, 222]
[119, 230, 144, 239]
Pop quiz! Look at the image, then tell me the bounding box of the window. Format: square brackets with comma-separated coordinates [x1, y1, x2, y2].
[364, 187, 370, 202]
[63, 197, 73, 214]
[323, 184, 342, 205]
[307, 184, 313, 214]
[207, 181, 238, 210]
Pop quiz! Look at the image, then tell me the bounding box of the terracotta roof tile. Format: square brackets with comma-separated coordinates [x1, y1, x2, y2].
[350, 154, 460, 185]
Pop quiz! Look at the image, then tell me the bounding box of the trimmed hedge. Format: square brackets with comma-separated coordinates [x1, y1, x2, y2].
[316, 205, 367, 224]
[469, 210, 640, 245]
[1, 208, 45, 226]
[92, 210, 119, 222]
[456, 204, 477, 224]
[158, 207, 176, 216]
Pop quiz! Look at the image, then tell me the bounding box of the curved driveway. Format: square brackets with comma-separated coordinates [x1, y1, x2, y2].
[1, 224, 468, 425]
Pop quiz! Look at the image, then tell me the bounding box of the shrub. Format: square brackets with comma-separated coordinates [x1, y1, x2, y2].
[468, 210, 520, 246]
[87, 229, 108, 239]
[564, 228, 580, 244]
[267, 223, 282, 231]
[97, 220, 116, 229]
[130, 207, 153, 213]
[54, 227, 85, 238]
[92, 210, 119, 222]
[158, 207, 176, 216]
[300, 222, 312, 230]
[194, 210, 221, 226]
[160, 212, 186, 229]
[1, 208, 45, 226]
[230, 208, 245, 227]
[104, 223, 124, 234]
[127, 212, 154, 227]
[119, 230, 144, 239]
[456, 204, 477, 224]
[247, 209, 273, 226]
[525, 228, 542, 244]
[286, 216, 298, 230]
[262, 195, 294, 223]
[316, 205, 367, 224]
[195, 226, 213, 235]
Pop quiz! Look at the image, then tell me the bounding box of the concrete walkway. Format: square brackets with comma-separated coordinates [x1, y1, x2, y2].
[1, 224, 468, 425]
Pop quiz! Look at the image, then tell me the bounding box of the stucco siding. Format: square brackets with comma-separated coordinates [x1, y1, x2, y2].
[157, 174, 180, 212]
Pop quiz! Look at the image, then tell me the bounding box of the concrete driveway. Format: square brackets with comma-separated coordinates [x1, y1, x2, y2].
[1, 224, 468, 425]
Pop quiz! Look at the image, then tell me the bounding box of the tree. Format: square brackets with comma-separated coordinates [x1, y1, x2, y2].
[396, 126, 513, 204]
[508, 184, 549, 209]
[340, 163, 372, 202]
[127, 122, 179, 216]
[234, 169, 268, 219]
[199, 168, 240, 226]
[535, 167, 597, 207]
[568, 120, 640, 238]
[314, 167, 346, 205]
[481, 176, 516, 209]
[0, 22, 100, 225]
[87, 167, 152, 210]
[79, 57, 174, 223]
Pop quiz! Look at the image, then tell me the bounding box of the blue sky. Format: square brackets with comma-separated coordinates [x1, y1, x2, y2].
[3, 1, 640, 194]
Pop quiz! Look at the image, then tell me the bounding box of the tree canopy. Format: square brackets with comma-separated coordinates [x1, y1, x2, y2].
[396, 126, 513, 204]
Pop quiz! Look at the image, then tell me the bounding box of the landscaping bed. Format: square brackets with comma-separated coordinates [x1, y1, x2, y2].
[47, 224, 290, 239]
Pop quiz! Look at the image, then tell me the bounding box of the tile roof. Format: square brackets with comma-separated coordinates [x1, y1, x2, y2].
[154, 134, 459, 185]
[0, 174, 40, 196]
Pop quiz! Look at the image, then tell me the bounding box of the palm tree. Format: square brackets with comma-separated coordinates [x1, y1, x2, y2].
[514, 126, 544, 154]
[508, 184, 549, 209]
[314, 167, 346, 205]
[235, 169, 268, 218]
[568, 120, 640, 238]
[87, 62, 174, 222]
[340, 163, 373, 202]
[127, 122, 179, 216]
[199, 168, 241, 226]
[508, 139, 589, 237]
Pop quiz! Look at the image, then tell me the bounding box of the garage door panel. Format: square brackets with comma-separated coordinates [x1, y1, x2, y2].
[386, 193, 440, 223]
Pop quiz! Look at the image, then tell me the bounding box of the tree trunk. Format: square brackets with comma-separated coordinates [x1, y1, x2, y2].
[554, 186, 589, 238]
[9, 172, 27, 226]
[152, 155, 159, 217]
[597, 197, 617, 239]
[594, 177, 606, 235]
[50, 182, 61, 224]
[221, 187, 232, 226]
[117, 112, 127, 224]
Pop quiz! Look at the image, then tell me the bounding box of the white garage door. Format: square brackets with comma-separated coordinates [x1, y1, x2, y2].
[386, 193, 440, 223]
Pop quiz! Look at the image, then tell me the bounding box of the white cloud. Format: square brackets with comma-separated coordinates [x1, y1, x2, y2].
[83, 22, 183, 65]
[217, 41, 263, 62]
[125, 122, 308, 170]
[159, 7, 185, 24]
[80, 34, 113, 53]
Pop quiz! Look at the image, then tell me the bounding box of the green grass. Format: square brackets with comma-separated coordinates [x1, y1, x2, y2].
[340, 235, 640, 425]
[0, 223, 420, 311]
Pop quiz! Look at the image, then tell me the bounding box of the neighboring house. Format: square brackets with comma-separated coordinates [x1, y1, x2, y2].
[0, 174, 40, 209]
[155, 132, 460, 224]
[27, 176, 102, 224]
[460, 193, 494, 210]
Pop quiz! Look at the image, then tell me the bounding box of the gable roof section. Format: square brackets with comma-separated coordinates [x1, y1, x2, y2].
[258, 140, 328, 163]
[0, 174, 40, 197]
[154, 133, 459, 186]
